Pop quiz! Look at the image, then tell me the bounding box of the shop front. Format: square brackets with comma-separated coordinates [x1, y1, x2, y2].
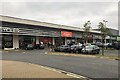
[1, 27, 19, 49]
[2, 35, 13, 48]
[72, 31, 83, 43]
[61, 31, 73, 45]
[1, 26, 62, 49]
[19, 36, 36, 49]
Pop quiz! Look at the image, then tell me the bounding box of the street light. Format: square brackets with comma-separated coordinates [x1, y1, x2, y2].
[103, 20, 108, 27]
[85, 20, 91, 43]
[103, 20, 108, 48]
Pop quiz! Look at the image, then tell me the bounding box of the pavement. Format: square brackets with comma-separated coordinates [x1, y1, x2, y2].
[2, 60, 74, 78]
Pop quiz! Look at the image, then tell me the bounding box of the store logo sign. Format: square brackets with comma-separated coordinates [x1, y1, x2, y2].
[61, 31, 72, 37]
[0, 27, 19, 33]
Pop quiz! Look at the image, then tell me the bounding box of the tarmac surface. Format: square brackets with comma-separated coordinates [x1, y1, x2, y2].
[1, 49, 119, 78]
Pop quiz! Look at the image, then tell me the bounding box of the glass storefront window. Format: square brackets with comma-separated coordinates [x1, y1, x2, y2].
[19, 36, 35, 49]
[2, 35, 13, 48]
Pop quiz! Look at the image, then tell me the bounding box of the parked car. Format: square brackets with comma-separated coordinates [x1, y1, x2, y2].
[96, 42, 103, 47]
[113, 42, 120, 50]
[104, 43, 111, 48]
[26, 44, 34, 50]
[54, 45, 71, 52]
[39, 44, 45, 49]
[107, 43, 113, 48]
[81, 45, 100, 54]
[35, 44, 45, 49]
[70, 44, 83, 53]
[21, 43, 34, 50]
[84, 43, 91, 46]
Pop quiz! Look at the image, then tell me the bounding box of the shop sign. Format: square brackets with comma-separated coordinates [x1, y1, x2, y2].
[73, 34, 82, 38]
[61, 31, 72, 37]
[0, 27, 19, 33]
[39, 32, 51, 36]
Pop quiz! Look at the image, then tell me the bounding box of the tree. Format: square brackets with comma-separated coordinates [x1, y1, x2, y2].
[98, 22, 111, 56]
[83, 21, 91, 43]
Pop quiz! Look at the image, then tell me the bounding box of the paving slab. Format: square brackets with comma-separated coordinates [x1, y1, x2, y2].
[2, 60, 73, 78]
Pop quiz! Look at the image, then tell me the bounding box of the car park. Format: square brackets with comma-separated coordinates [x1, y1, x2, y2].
[81, 45, 100, 54]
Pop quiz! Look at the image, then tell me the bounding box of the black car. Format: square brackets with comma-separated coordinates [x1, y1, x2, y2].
[81, 45, 100, 54]
[113, 42, 120, 50]
[35, 44, 45, 49]
[54, 45, 71, 52]
[70, 44, 83, 53]
[21, 43, 34, 50]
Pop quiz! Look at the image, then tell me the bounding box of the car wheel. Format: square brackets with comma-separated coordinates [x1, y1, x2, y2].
[91, 50, 94, 54]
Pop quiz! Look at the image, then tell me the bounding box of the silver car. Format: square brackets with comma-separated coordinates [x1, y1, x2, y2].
[82, 45, 100, 54]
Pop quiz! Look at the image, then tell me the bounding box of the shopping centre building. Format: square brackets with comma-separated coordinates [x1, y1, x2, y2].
[0, 15, 118, 49]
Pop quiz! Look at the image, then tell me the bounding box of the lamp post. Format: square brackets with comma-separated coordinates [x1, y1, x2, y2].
[103, 20, 108, 26]
[103, 20, 108, 46]
[87, 21, 91, 43]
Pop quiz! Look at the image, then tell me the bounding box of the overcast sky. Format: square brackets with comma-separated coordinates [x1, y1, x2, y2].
[1, 1, 118, 30]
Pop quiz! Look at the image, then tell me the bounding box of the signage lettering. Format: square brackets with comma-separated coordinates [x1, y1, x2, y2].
[0, 27, 19, 33]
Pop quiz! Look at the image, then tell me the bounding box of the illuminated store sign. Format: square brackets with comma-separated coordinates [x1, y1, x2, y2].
[61, 31, 72, 37]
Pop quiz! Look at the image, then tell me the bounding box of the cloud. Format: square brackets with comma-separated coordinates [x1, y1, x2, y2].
[1, 2, 118, 30]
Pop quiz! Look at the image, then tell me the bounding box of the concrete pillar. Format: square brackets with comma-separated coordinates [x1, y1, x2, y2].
[105, 38, 106, 44]
[65, 37, 67, 45]
[93, 39, 96, 43]
[13, 35, 19, 49]
[36, 36, 39, 44]
[52, 37, 55, 45]
[75, 38, 77, 43]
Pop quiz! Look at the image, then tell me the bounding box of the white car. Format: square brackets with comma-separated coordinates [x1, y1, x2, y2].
[82, 45, 100, 54]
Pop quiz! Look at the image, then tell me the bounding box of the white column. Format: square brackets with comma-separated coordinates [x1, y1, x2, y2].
[93, 39, 96, 43]
[52, 37, 55, 45]
[13, 35, 19, 49]
[36, 36, 39, 44]
[65, 37, 67, 45]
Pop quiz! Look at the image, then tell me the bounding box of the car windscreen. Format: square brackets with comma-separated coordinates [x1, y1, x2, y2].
[86, 46, 93, 49]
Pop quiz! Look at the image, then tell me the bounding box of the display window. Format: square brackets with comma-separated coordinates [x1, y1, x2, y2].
[19, 36, 35, 49]
[2, 35, 13, 48]
[39, 37, 52, 44]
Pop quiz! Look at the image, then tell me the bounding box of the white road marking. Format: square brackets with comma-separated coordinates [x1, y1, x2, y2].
[39, 65, 89, 79]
